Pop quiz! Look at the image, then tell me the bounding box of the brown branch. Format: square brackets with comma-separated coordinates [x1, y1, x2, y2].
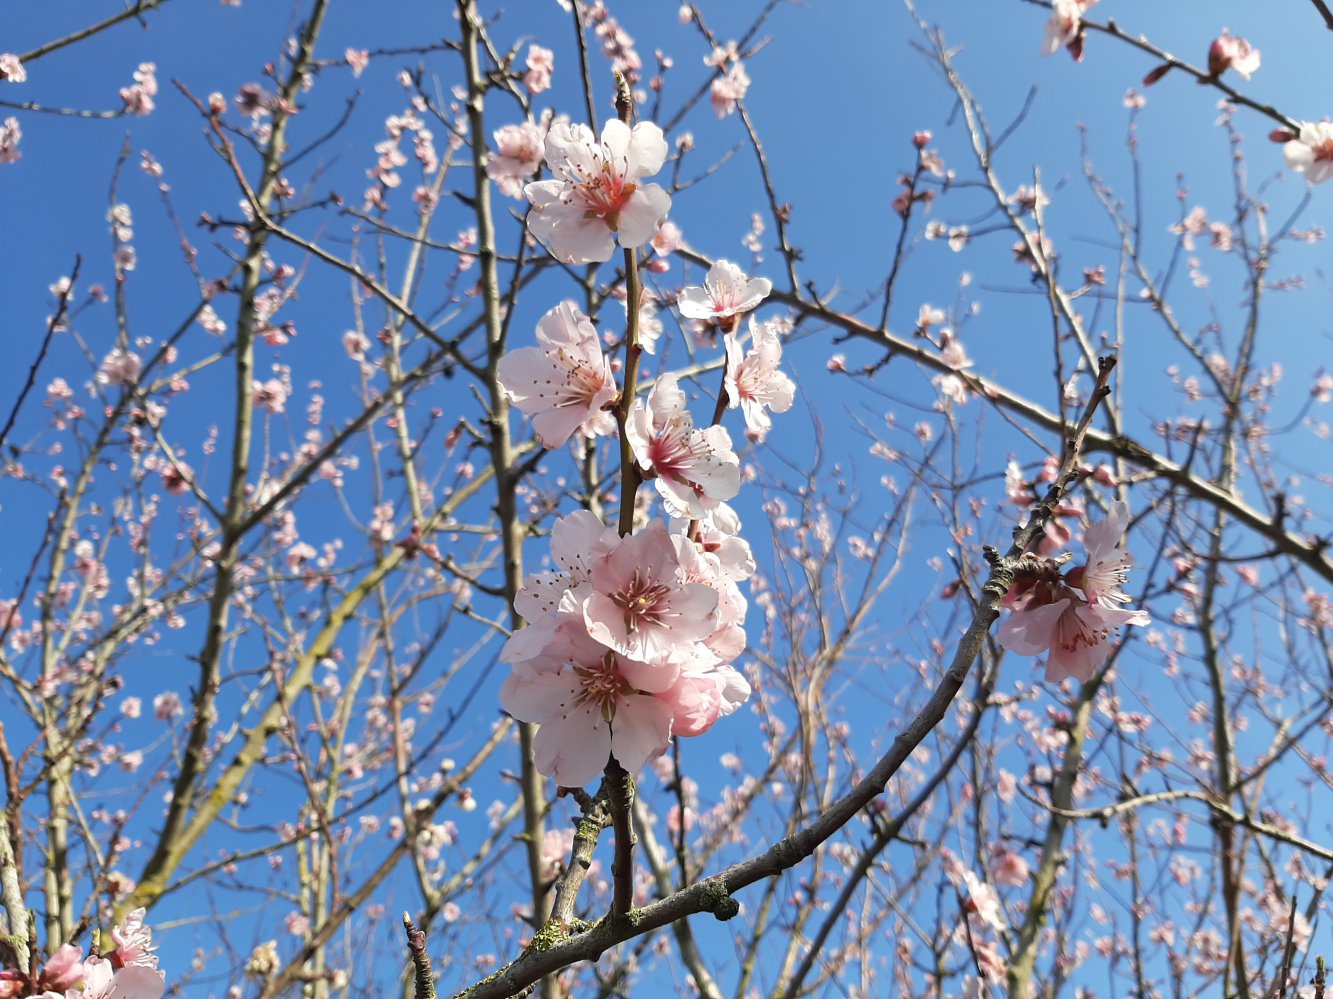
[17, 0, 172, 64]
[0, 256, 77, 456]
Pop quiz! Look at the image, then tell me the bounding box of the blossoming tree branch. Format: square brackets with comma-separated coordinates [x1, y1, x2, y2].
[0, 0, 1330, 997]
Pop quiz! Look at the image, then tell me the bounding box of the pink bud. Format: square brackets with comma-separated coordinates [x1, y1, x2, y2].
[1142, 63, 1172, 86]
[913, 130, 932, 149]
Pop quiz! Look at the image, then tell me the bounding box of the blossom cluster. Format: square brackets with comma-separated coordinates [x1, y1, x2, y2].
[498, 512, 753, 787]
[997, 500, 1150, 683]
[1, 909, 165, 999]
[495, 128, 795, 784]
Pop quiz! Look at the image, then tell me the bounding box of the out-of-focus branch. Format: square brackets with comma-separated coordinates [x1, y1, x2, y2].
[0, 822, 28, 972]
[17, 0, 172, 64]
[0, 257, 77, 457]
[456, 6, 555, 998]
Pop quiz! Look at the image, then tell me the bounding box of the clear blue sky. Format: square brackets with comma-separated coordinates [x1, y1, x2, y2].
[1, 0, 1330, 995]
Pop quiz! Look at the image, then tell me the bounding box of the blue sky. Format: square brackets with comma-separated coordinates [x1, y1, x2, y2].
[2, 0, 1331, 996]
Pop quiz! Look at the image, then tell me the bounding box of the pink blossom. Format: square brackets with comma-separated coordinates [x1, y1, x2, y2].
[0, 54, 26, 83]
[998, 501, 1150, 683]
[627, 292, 664, 355]
[97, 349, 142, 387]
[496, 300, 618, 448]
[511, 509, 617, 624]
[661, 659, 750, 737]
[80, 957, 166, 998]
[917, 303, 946, 330]
[1042, 0, 1097, 62]
[524, 45, 554, 94]
[500, 625, 678, 787]
[160, 460, 193, 495]
[251, 378, 289, 414]
[582, 521, 719, 663]
[626, 374, 741, 519]
[107, 907, 159, 969]
[991, 845, 1031, 886]
[710, 62, 750, 118]
[933, 334, 973, 406]
[487, 122, 544, 198]
[153, 691, 183, 720]
[677, 259, 771, 328]
[962, 870, 1006, 931]
[524, 120, 671, 264]
[41, 943, 85, 992]
[0, 116, 19, 164]
[1207, 30, 1260, 80]
[120, 62, 158, 115]
[1065, 500, 1140, 609]
[673, 502, 756, 583]
[1284, 121, 1333, 185]
[343, 330, 370, 360]
[723, 318, 795, 439]
[538, 827, 575, 882]
[650, 220, 682, 258]
[345, 48, 369, 78]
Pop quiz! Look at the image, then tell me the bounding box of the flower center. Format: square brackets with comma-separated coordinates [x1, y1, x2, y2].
[611, 570, 672, 633]
[571, 158, 636, 229]
[1313, 139, 1333, 163]
[572, 651, 630, 721]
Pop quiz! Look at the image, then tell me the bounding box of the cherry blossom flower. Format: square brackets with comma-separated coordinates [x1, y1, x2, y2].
[962, 870, 1007, 931]
[79, 957, 165, 999]
[710, 62, 750, 118]
[991, 845, 1031, 886]
[998, 501, 1150, 683]
[8, 908, 167, 999]
[497, 301, 618, 448]
[39, 943, 85, 993]
[672, 502, 756, 583]
[0, 116, 20, 164]
[345, 48, 370, 78]
[524, 120, 671, 263]
[1208, 30, 1260, 80]
[662, 658, 751, 737]
[251, 378, 289, 414]
[582, 521, 719, 663]
[1283, 122, 1333, 185]
[650, 220, 682, 259]
[677, 259, 771, 329]
[500, 624, 679, 787]
[1042, 0, 1097, 62]
[119, 62, 158, 116]
[723, 318, 795, 439]
[0, 54, 25, 83]
[106, 907, 159, 969]
[626, 374, 741, 519]
[524, 44, 554, 94]
[512, 509, 618, 623]
[97, 349, 142, 387]
[1065, 500, 1140, 609]
[153, 691, 183, 720]
[1010, 184, 1051, 215]
[487, 122, 544, 198]
[933, 333, 973, 407]
[538, 827, 575, 881]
